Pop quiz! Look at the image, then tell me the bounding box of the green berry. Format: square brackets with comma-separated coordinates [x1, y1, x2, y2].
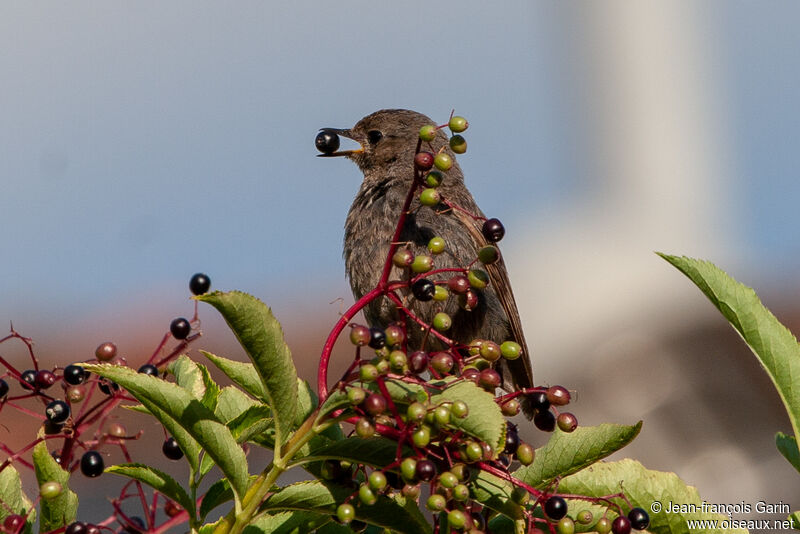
[450, 463, 469, 481]
[516, 442, 534, 465]
[355, 417, 375, 438]
[452, 484, 470, 501]
[557, 517, 576, 534]
[448, 116, 469, 133]
[438, 472, 458, 489]
[501, 399, 521, 416]
[426, 494, 447, 512]
[448, 509, 467, 529]
[358, 484, 377, 505]
[557, 412, 578, 433]
[411, 426, 431, 447]
[464, 441, 483, 462]
[479, 340, 501, 362]
[419, 124, 437, 141]
[40, 481, 62, 499]
[468, 269, 489, 289]
[500, 341, 522, 360]
[433, 285, 449, 301]
[389, 350, 408, 371]
[449, 134, 467, 154]
[451, 400, 469, 418]
[402, 484, 420, 498]
[411, 255, 433, 273]
[336, 503, 355, 524]
[368, 471, 387, 491]
[477, 245, 500, 265]
[433, 405, 451, 425]
[419, 188, 441, 207]
[374, 358, 390, 375]
[384, 325, 405, 347]
[576, 510, 594, 525]
[347, 387, 366, 405]
[510, 487, 529, 505]
[432, 312, 452, 332]
[434, 152, 453, 171]
[425, 171, 444, 187]
[595, 517, 612, 534]
[407, 402, 427, 422]
[430, 352, 454, 374]
[400, 458, 417, 481]
[428, 236, 446, 254]
[392, 248, 414, 268]
[359, 364, 378, 382]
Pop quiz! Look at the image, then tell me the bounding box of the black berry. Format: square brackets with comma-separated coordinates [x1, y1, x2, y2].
[20, 369, 37, 390]
[162, 437, 184, 460]
[534, 410, 557, 432]
[98, 378, 119, 396]
[481, 218, 505, 243]
[411, 279, 436, 302]
[414, 459, 436, 482]
[503, 423, 519, 454]
[367, 327, 386, 349]
[189, 273, 211, 295]
[315, 130, 340, 154]
[170, 317, 191, 340]
[65, 522, 88, 534]
[627, 508, 649, 530]
[45, 400, 71, 424]
[63, 364, 88, 385]
[612, 516, 632, 534]
[137, 364, 159, 377]
[80, 451, 104, 477]
[0, 378, 8, 399]
[544, 496, 568, 520]
[408, 351, 429, 374]
[527, 391, 550, 412]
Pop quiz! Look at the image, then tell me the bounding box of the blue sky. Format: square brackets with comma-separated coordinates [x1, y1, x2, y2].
[1, 2, 798, 325]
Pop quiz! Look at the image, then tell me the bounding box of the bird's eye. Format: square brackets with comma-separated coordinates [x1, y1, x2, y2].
[367, 130, 383, 144]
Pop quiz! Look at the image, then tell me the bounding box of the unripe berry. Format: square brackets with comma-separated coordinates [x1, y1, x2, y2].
[66, 385, 86, 403]
[368, 470, 387, 491]
[411, 255, 433, 273]
[433, 405, 451, 426]
[546, 385, 571, 406]
[449, 134, 467, 154]
[479, 341, 501, 362]
[408, 351, 429, 374]
[557, 412, 578, 433]
[362, 393, 387, 416]
[500, 341, 522, 360]
[425, 171, 444, 187]
[516, 442, 534, 465]
[557, 517, 576, 534]
[468, 269, 489, 289]
[430, 352, 454, 374]
[400, 457, 417, 481]
[481, 218, 505, 243]
[464, 441, 483, 462]
[501, 398, 521, 416]
[576, 510, 594, 525]
[108, 422, 127, 438]
[426, 494, 446, 512]
[452, 484, 470, 502]
[95, 342, 117, 362]
[427, 236, 446, 254]
[411, 426, 431, 447]
[3, 514, 25, 534]
[419, 188, 441, 207]
[358, 484, 377, 506]
[350, 325, 371, 346]
[392, 248, 414, 268]
[448, 116, 469, 133]
[451, 400, 469, 418]
[438, 471, 458, 489]
[402, 484, 420, 498]
[359, 364, 379, 382]
[336, 503, 355, 524]
[477, 245, 499, 265]
[478, 369, 501, 390]
[414, 151, 434, 171]
[419, 124, 437, 141]
[461, 367, 480, 383]
[40, 481, 62, 499]
[433, 285, 449, 301]
[432, 312, 452, 332]
[433, 152, 453, 171]
[595, 517, 612, 534]
[189, 273, 211, 295]
[448, 509, 467, 529]
[384, 325, 405, 347]
[447, 275, 470, 294]
[355, 417, 375, 438]
[407, 402, 427, 422]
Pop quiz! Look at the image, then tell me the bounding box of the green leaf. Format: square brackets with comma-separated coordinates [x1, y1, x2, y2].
[431, 379, 505, 453]
[259, 481, 431, 534]
[789, 511, 800, 531]
[661, 254, 800, 449]
[469, 470, 522, 520]
[242, 511, 332, 534]
[33, 439, 78, 533]
[557, 458, 747, 534]
[381, 378, 428, 405]
[289, 437, 403, 470]
[197, 291, 298, 450]
[0, 465, 35, 534]
[169, 355, 222, 411]
[515, 423, 642, 489]
[202, 351, 269, 403]
[215, 386, 261, 423]
[106, 464, 195, 521]
[776, 432, 800, 474]
[82, 364, 249, 502]
[199, 475, 263, 521]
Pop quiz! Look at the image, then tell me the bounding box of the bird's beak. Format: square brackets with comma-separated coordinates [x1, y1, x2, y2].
[316, 128, 364, 157]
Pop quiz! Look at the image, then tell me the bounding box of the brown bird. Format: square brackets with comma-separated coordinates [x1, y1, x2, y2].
[320, 109, 535, 416]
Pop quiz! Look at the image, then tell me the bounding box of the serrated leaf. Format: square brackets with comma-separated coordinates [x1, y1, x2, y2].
[776, 432, 800, 474]
[215, 386, 261, 423]
[197, 291, 298, 450]
[202, 351, 269, 403]
[33, 439, 78, 532]
[515, 423, 642, 489]
[0, 465, 35, 534]
[198, 475, 263, 521]
[82, 364, 249, 502]
[431, 379, 505, 453]
[661, 254, 800, 449]
[243, 511, 332, 534]
[288, 437, 403, 470]
[558, 458, 747, 534]
[259, 480, 431, 534]
[107, 464, 195, 520]
[170, 355, 207, 400]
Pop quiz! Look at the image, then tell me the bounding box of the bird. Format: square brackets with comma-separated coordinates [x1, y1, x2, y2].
[319, 109, 535, 416]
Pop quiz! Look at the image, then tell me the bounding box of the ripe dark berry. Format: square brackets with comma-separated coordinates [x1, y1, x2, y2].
[95, 342, 117, 361]
[20, 369, 37, 390]
[80, 451, 104, 477]
[527, 391, 550, 412]
[98, 378, 119, 396]
[63, 364, 88, 385]
[414, 459, 436, 482]
[482, 218, 505, 243]
[315, 130, 340, 154]
[544, 496, 568, 520]
[414, 151, 434, 171]
[458, 289, 479, 311]
[35, 370, 57, 389]
[163, 437, 184, 460]
[65, 522, 88, 534]
[612, 516, 632, 534]
[362, 393, 387, 416]
[170, 317, 191, 340]
[461, 367, 480, 383]
[547, 385, 571, 406]
[137, 364, 159, 377]
[44, 420, 64, 435]
[447, 275, 470, 294]
[627, 508, 649, 530]
[367, 327, 385, 349]
[45, 400, 70, 424]
[189, 273, 211, 295]
[504, 423, 519, 454]
[534, 410, 557, 432]
[4, 514, 25, 533]
[478, 369, 501, 390]
[0, 378, 8, 399]
[411, 279, 436, 302]
[408, 351, 429, 374]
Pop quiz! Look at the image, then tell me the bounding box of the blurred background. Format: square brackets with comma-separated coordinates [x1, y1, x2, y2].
[1, 1, 799, 525]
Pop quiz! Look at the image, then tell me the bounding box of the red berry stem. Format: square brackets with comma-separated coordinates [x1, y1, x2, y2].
[385, 292, 456, 347]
